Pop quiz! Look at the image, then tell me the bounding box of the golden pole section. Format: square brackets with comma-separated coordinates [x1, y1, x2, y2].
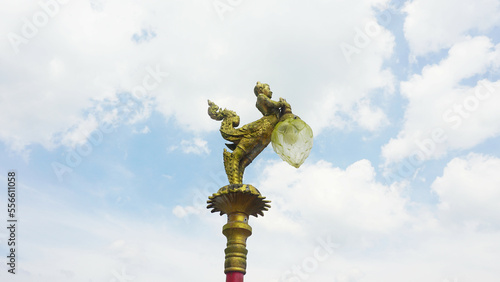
[223, 212, 252, 274]
[207, 184, 270, 276]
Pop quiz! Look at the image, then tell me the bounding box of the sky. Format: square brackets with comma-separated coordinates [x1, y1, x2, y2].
[1, 0, 500, 281]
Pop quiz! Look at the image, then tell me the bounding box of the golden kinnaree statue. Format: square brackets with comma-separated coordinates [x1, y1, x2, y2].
[207, 82, 313, 276]
[208, 82, 293, 184]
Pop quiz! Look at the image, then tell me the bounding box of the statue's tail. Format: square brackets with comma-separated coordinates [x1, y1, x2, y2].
[207, 100, 242, 142]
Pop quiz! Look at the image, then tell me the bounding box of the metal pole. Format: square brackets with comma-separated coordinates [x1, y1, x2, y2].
[226, 272, 244, 282]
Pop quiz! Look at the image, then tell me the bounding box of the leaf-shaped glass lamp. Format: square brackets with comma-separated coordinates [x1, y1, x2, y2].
[271, 116, 313, 168]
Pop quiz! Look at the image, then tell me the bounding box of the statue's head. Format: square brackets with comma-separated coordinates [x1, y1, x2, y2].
[254, 81, 272, 98]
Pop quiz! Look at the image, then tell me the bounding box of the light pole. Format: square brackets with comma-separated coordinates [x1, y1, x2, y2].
[207, 82, 313, 281]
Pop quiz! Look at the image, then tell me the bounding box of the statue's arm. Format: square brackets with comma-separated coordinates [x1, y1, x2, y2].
[257, 94, 284, 109]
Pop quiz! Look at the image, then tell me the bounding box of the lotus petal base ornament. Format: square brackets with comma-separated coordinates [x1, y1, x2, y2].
[271, 114, 313, 168]
[207, 184, 271, 217]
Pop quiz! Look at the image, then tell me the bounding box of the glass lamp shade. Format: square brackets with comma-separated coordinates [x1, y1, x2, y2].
[271, 116, 313, 168]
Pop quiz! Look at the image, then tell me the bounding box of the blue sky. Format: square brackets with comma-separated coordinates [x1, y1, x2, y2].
[1, 0, 500, 281]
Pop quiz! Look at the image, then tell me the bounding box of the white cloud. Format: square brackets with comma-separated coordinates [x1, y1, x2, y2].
[353, 99, 390, 131]
[256, 159, 410, 238]
[180, 138, 210, 155]
[0, 0, 164, 152]
[248, 158, 500, 281]
[172, 205, 200, 218]
[153, 0, 397, 134]
[382, 36, 500, 164]
[432, 153, 500, 228]
[60, 114, 99, 148]
[0, 0, 395, 155]
[169, 137, 211, 155]
[403, 0, 500, 56]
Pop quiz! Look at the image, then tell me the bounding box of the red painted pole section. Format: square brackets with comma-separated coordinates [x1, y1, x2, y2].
[226, 272, 244, 282]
